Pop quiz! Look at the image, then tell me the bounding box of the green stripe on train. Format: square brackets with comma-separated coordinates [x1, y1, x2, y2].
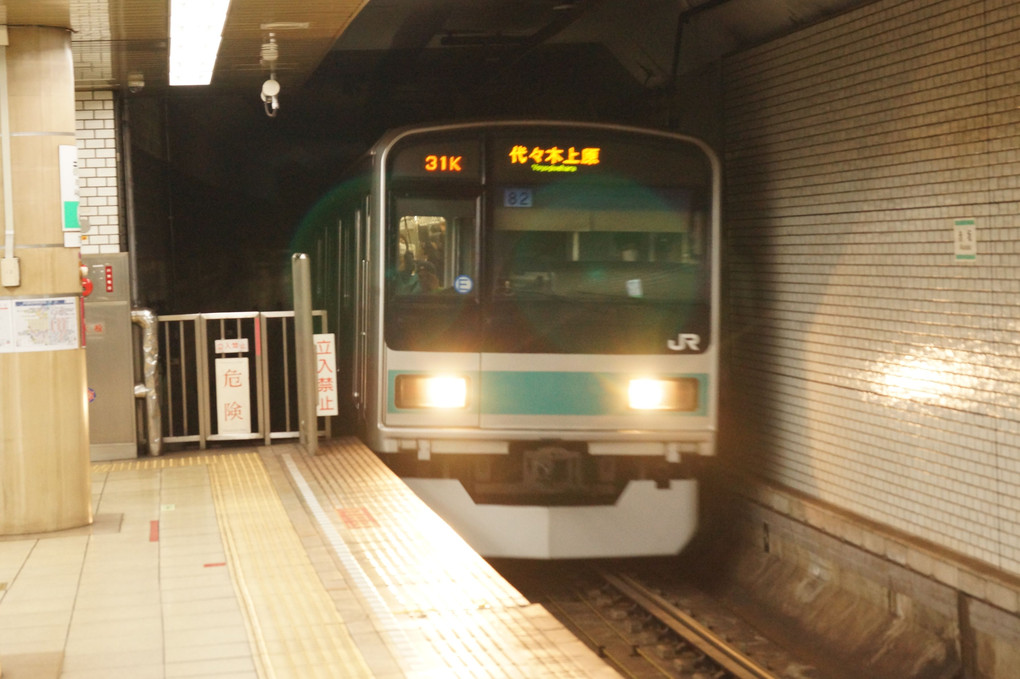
[387, 371, 707, 416]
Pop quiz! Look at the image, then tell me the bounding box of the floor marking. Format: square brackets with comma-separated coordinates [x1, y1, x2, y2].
[206, 452, 375, 679]
[337, 506, 379, 529]
[207, 461, 276, 679]
[282, 453, 430, 676]
[213, 452, 377, 679]
[149, 520, 159, 542]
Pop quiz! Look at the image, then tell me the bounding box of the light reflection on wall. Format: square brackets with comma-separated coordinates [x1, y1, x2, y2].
[871, 346, 972, 406]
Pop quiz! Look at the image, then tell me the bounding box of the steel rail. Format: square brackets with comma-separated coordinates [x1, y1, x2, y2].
[546, 593, 672, 679]
[600, 571, 780, 679]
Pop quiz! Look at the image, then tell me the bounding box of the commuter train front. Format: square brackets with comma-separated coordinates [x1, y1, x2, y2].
[314, 121, 720, 559]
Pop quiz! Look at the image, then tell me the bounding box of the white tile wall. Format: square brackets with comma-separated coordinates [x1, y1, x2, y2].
[723, 0, 1020, 576]
[75, 90, 120, 254]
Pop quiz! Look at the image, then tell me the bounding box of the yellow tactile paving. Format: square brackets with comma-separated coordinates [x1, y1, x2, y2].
[94, 451, 375, 679]
[207, 452, 374, 679]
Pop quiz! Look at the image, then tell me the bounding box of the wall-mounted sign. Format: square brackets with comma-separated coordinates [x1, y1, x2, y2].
[0, 298, 10, 351]
[954, 218, 976, 263]
[59, 145, 80, 248]
[0, 296, 79, 353]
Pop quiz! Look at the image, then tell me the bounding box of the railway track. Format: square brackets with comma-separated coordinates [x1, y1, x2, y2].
[598, 570, 780, 679]
[495, 559, 821, 679]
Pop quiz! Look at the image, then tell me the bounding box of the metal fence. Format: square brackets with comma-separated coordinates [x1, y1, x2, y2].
[158, 311, 329, 449]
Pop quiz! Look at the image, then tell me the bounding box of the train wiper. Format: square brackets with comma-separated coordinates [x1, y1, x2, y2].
[569, 290, 631, 300]
[499, 289, 567, 299]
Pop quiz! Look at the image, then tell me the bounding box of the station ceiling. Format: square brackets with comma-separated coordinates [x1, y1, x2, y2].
[3, 0, 871, 97]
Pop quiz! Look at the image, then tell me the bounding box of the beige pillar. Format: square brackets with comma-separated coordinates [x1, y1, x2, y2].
[0, 26, 91, 534]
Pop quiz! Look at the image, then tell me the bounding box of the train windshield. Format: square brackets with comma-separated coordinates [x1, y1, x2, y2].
[385, 128, 713, 354]
[490, 185, 704, 302]
[391, 196, 477, 297]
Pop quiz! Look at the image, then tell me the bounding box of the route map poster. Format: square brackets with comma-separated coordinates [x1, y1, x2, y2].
[0, 296, 79, 353]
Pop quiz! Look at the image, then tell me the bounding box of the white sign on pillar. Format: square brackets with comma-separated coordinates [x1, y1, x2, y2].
[59, 144, 81, 247]
[215, 357, 251, 435]
[314, 333, 339, 416]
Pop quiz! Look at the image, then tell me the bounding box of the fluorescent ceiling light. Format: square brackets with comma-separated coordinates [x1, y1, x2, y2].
[169, 0, 231, 86]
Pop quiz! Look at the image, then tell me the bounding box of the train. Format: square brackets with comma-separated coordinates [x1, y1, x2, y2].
[304, 120, 721, 559]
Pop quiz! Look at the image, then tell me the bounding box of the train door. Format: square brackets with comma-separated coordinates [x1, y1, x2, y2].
[333, 214, 357, 428]
[381, 195, 481, 431]
[353, 199, 370, 428]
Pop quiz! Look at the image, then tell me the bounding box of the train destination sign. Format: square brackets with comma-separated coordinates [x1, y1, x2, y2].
[507, 144, 601, 172]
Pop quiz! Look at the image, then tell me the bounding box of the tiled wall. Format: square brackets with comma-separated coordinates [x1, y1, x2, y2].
[75, 90, 121, 254]
[722, 0, 1019, 576]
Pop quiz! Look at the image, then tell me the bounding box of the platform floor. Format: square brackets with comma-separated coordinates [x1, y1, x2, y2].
[0, 438, 619, 678]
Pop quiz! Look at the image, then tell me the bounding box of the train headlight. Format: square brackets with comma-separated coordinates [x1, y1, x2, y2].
[395, 374, 468, 409]
[628, 378, 699, 411]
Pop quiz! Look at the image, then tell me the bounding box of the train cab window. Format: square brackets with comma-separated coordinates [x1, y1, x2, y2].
[390, 196, 477, 298]
[490, 185, 706, 302]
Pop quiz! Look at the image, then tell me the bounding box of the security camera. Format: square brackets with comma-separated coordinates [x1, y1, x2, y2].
[261, 78, 280, 101]
[261, 78, 280, 117]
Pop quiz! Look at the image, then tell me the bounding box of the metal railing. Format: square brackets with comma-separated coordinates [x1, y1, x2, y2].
[159, 310, 329, 449]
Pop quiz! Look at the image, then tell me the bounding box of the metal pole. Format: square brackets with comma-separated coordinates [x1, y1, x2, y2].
[292, 253, 318, 454]
[260, 314, 271, 446]
[131, 309, 162, 456]
[196, 317, 209, 449]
